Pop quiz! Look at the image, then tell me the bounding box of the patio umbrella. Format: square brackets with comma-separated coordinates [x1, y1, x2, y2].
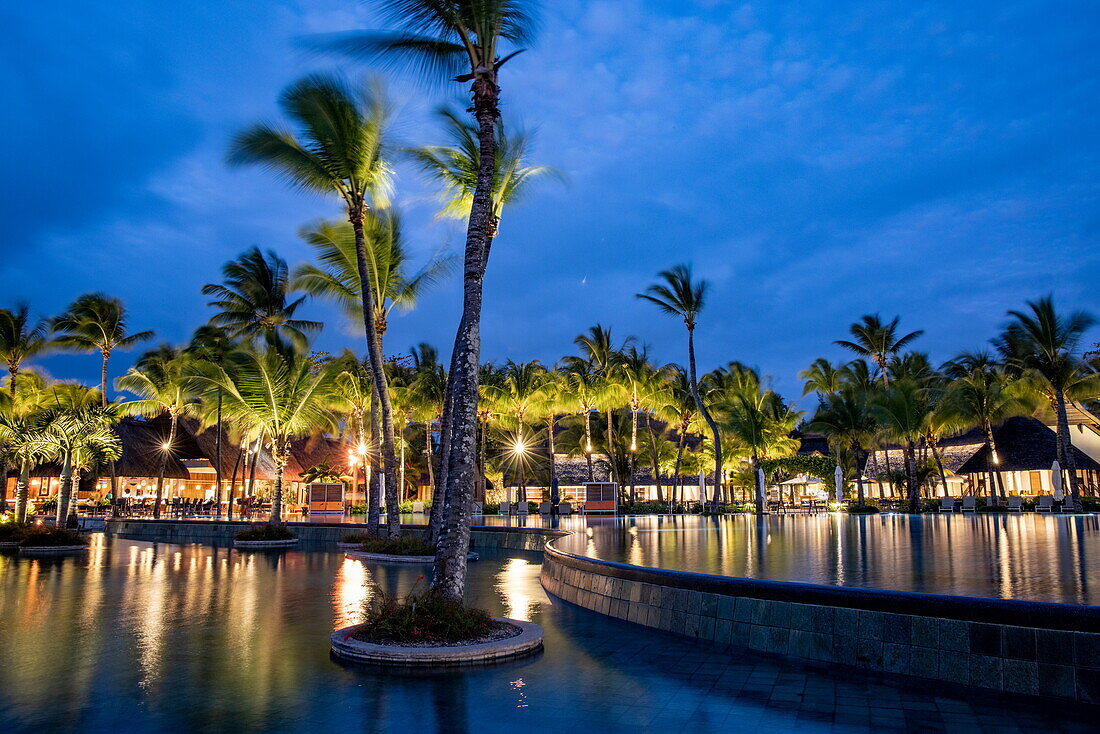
[698, 471, 705, 502]
[834, 465, 844, 502]
[756, 467, 766, 507]
[1051, 460, 1064, 502]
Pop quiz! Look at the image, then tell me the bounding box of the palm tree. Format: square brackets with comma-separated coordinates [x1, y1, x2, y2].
[315, 3, 541, 599]
[616, 345, 661, 502]
[799, 358, 844, 399]
[30, 384, 121, 527]
[186, 325, 235, 518]
[996, 297, 1100, 503]
[559, 359, 601, 481]
[482, 360, 549, 503]
[637, 264, 724, 512]
[202, 247, 322, 347]
[808, 389, 877, 506]
[117, 346, 202, 519]
[0, 305, 51, 397]
[229, 74, 403, 536]
[835, 315, 923, 386]
[653, 365, 699, 505]
[51, 294, 154, 404]
[571, 325, 630, 486]
[0, 371, 50, 521]
[333, 354, 378, 531]
[870, 380, 928, 513]
[190, 339, 341, 523]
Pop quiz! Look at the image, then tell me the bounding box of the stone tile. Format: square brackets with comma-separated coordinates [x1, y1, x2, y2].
[881, 614, 911, 644]
[909, 646, 939, 678]
[968, 654, 1002, 690]
[698, 615, 716, 641]
[938, 651, 968, 684]
[1003, 659, 1039, 695]
[788, 629, 812, 658]
[968, 623, 1001, 656]
[883, 643, 909, 675]
[752, 600, 791, 628]
[834, 635, 858, 666]
[1036, 629, 1075, 665]
[1076, 667, 1100, 704]
[699, 593, 719, 618]
[856, 639, 883, 670]
[765, 626, 789, 655]
[1074, 632, 1100, 669]
[1037, 664, 1075, 698]
[714, 618, 733, 645]
[716, 595, 735, 620]
[730, 622, 750, 648]
[748, 625, 770, 652]
[937, 619, 968, 652]
[733, 597, 754, 623]
[910, 616, 938, 648]
[789, 603, 812, 631]
[834, 607, 858, 636]
[857, 611, 884, 641]
[809, 606, 835, 635]
[807, 632, 834, 662]
[1002, 626, 1036, 661]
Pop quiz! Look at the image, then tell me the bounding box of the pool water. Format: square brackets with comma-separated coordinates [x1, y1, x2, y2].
[0, 536, 1094, 733]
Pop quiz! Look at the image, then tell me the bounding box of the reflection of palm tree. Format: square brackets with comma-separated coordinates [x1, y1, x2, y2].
[637, 265, 723, 512]
[117, 346, 202, 519]
[229, 74, 401, 536]
[997, 297, 1100, 504]
[202, 248, 321, 348]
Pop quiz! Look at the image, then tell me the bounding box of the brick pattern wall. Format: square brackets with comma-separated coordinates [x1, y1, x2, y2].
[541, 553, 1100, 704]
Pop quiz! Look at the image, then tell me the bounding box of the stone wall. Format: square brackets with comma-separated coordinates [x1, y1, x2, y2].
[105, 518, 562, 552]
[541, 545, 1100, 704]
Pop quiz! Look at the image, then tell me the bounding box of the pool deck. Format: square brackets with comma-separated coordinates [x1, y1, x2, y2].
[104, 515, 1100, 705]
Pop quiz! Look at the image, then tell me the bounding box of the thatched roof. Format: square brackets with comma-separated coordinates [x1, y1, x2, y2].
[956, 417, 1100, 473]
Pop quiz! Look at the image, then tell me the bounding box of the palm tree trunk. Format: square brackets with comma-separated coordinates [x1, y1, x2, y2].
[1054, 387, 1080, 503]
[270, 447, 285, 524]
[228, 442, 243, 521]
[247, 443, 259, 519]
[0, 459, 7, 513]
[55, 453, 74, 526]
[424, 418, 435, 503]
[14, 461, 30, 523]
[646, 413, 663, 502]
[674, 425, 687, 506]
[930, 441, 950, 498]
[605, 409, 617, 485]
[546, 416, 556, 501]
[905, 442, 920, 513]
[348, 211, 400, 538]
[433, 75, 501, 602]
[583, 409, 594, 481]
[399, 437, 407, 501]
[751, 452, 764, 514]
[368, 387, 382, 535]
[425, 378, 453, 545]
[686, 326, 723, 512]
[152, 416, 178, 520]
[853, 444, 867, 506]
[214, 392, 224, 518]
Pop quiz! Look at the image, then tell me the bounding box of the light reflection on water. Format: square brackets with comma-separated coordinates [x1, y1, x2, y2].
[544, 513, 1100, 604]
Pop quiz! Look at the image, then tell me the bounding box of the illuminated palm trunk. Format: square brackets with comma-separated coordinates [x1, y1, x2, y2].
[14, 461, 30, 523]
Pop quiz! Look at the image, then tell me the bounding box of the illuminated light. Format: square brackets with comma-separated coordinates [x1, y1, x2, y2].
[513, 440, 527, 455]
[161, 442, 171, 451]
[357, 443, 368, 456]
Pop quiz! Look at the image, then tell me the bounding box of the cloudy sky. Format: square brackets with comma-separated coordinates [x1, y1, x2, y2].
[3, 0, 1098, 402]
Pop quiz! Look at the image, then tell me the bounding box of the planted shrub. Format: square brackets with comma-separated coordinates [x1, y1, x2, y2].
[0, 522, 33, 543]
[357, 535, 436, 556]
[236, 523, 295, 541]
[18, 528, 88, 547]
[481, 503, 500, 515]
[342, 532, 370, 544]
[353, 585, 497, 644]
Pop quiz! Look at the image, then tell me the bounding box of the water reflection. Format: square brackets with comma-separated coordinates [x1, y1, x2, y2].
[553, 513, 1100, 604]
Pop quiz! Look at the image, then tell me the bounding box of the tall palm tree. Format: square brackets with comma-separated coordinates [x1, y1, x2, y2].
[637, 264, 724, 512]
[190, 339, 341, 523]
[870, 380, 928, 513]
[29, 384, 121, 527]
[228, 74, 402, 536]
[616, 345, 661, 502]
[482, 360, 549, 503]
[0, 304, 51, 397]
[202, 247, 322, 347]
[559, 359, 601, 482]
[996, 297, 1100, 503]
[333, 353, 376, 529]
[571, 325, 630, 486]
[799, 358, 844, 399]
[808, 389, 877, 506]
[0, 371, 50, 521]
[51, 293, 154, 404]
[316, 3, 541, 599]
[117, 346, 202, 519]
[653, 365, 699, 505]
[835, 315, 923, 386]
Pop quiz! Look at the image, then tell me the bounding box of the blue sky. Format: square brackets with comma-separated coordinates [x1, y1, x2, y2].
[3, 0, 1098, 402]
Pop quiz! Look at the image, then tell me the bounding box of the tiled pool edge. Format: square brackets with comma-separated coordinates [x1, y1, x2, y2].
[541, 543, 1100, 705]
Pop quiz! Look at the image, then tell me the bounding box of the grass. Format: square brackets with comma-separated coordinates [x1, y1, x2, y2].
[352, 585, 496, 644]
[236, 523, 296, 541]
[356, 535, 436, 556]
[18, 528, 88, 547]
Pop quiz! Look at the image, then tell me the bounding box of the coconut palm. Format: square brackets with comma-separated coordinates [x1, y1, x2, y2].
[51, 294, 153, 404]
[189, 339, 341, 524]
[116, 346, 203, 519]
[835, 315, 923, 386]
[653, 365, 699, 504]
[869, 380, 929, 513]
[202, 247, 321, 348]
[482, 360, 549, 503]
[315, 2, 540, 598]
[228, 74, 403, 536]
[0, 305, 51, 397]
[186, 325, 236, 518]
[332, 353, 378, 531]
[616, 345, 662, 502]
[808, 389, 877, 506]
[570, 325, 630, 485]
[559, 358, 601, 482]
[637, 264, 724, 512]
[799, 358, 844, 399]
[0, 371, 50, 521]
[29, 384, 121, 526]
[996, 297, 1100, 503]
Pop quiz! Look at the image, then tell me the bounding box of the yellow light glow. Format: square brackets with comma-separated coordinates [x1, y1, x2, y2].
[513, 440, 526, 455]
[161, 442, 171, 451]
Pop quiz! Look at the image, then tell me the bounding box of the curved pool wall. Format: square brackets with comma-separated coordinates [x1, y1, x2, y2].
[104, 517, 1100, 705]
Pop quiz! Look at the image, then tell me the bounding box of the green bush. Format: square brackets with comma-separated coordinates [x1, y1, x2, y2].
[342, 532, 370, 544]
[348, 503, 369, 515]
[236, 523, 295, 541]
[356, 535, 436, 556]
[36, 498, 58, 512]
[847, 504, 881, 514]
[353, 586, 496, 644]
[397, 500, 432, 513]
[18, 528, 88, 547]
[0, 522, 33, 543]
[481, 503, 499, 515]
[621, 501, 675, 515]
